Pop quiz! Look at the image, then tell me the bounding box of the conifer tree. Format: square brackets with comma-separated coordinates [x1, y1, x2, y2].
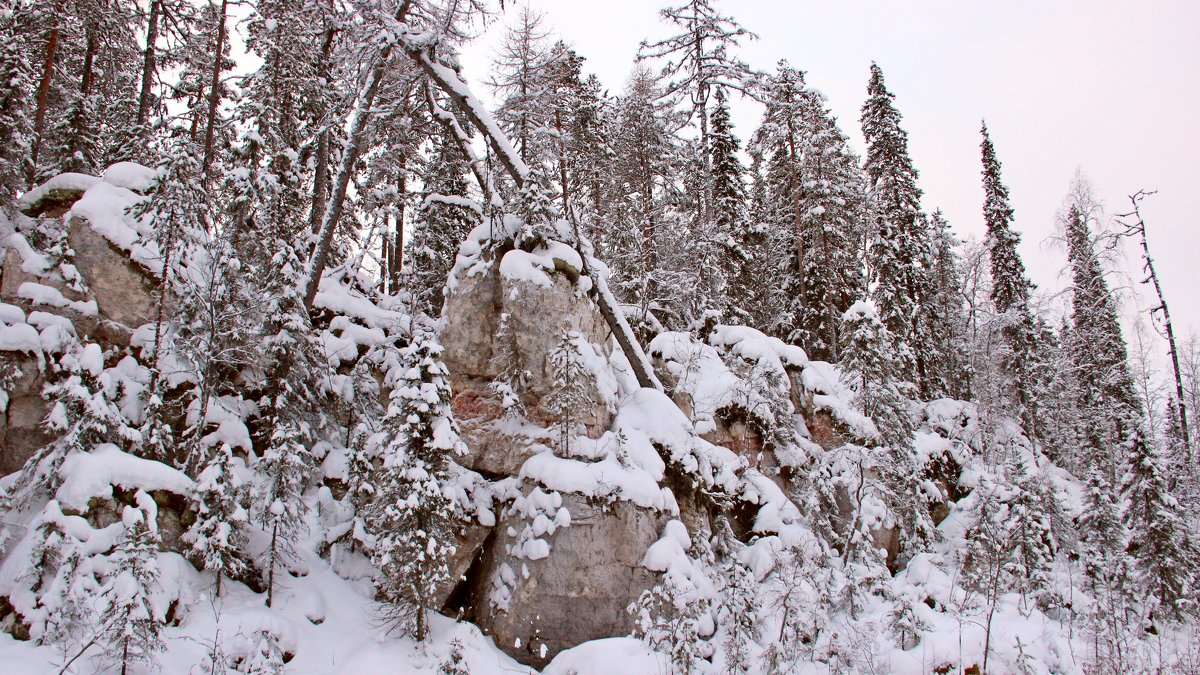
[921, 210, 970, 398]
[546, 330, 592, 455]
[1061, 177, 1140, 475]
[755, 67, 867, 358]
[5, 344, 136, 504]
[839, 300, 912, 450]
[980, 121, 1038, 433]
[709, 86, 754, 323]
[860, 63, 931, 384]
[0, 4, 33, 203]
[369, 328, 465, 641]
[186, 443, 250, 596]
[407, 124, 480, 317]
[637, 0, 757, 223]
[1122, 430, 1198, 621]
[99, 504, 165, 674]
[489, 5, 557, 173]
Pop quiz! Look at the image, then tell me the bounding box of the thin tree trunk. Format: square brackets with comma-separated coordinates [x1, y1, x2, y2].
[308, 16, 337, 234]
[389, 169, 406, 290]
[302, 0, 413, 311]
[266, 523, 277, 608]
[137, 0, 162, 128]
[1123, 191, 1191, 458]
[202, 0, 229, 181]
[29, 27, 60, 185]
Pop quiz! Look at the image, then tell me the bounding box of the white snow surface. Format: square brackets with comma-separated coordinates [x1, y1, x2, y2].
[55, 443, 195, 510]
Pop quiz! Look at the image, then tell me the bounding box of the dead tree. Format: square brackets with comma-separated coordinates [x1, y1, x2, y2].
[1117, 190, 1190, 459]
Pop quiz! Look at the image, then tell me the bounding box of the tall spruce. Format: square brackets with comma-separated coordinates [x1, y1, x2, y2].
[859, 63, 930, 387]
[1061, 176, 1140, 475]
[979, 121, 1038, 433]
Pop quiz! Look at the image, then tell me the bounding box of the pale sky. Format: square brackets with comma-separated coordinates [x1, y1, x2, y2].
[459, 0, 1200, 364]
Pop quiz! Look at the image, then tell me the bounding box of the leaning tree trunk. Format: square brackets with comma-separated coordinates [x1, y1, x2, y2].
[1122, 191, 1191, 459]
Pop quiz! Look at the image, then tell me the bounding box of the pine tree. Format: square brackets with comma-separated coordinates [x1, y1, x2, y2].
[980, 121, 1038, 433]
[860, 63, 931, 385]
[839, 300, 912, 450]
[921, 210, 970, 398]
[0, 3, 33, 203]
[709, 85, 753, 323]
[755, 63, 866, 357]
[545, 330, 592, 455]
[637, 0, 756, 224]
[368, 328, 465, 641]
[719, 557, 759, 673]
[489, 5, 556, 173]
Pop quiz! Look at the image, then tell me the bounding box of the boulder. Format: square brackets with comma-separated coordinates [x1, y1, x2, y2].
[473, 492, 665, 668]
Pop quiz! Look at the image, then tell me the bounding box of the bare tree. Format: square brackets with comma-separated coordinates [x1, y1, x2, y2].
[1117, 190, 1190, 460]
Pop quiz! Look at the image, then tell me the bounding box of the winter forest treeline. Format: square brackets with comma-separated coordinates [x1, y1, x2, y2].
[1, 0, 1199, 672]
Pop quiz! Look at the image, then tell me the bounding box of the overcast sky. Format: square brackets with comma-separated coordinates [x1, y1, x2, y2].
[459, 0, 1200, 358]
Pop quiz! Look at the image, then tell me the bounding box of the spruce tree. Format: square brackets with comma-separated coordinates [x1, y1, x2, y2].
[1061, 178, 1140, 475]
[99, 504, 165, 674]
[407, 124, 480, 318]
[0, 4, 33, 203]
[921, 210, 970, 399]
[186, 443, 250, 596]
[709, 85, 755, 324]
[839, 300, 912, 450]
[545, 330, 592, 455]
[1122, 430, 1198, 621]
[368, 328, 465, 641]
[859, 63, 931, 386]
[980, 121, 1038, 433]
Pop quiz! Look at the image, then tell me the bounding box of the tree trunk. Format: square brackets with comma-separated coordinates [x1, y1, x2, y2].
[29, 27, 60, 185]
[307, 18, 337, 234]
[1124, 192, 1191, 459]
[202, 0, 229, 181]
[137, 0, 162, 128]
[266, 523, 277, 608]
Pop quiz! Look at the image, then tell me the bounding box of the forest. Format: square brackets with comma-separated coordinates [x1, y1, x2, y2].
[0, 0, 1197, 673]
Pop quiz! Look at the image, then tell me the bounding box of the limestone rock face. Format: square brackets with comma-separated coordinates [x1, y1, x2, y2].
[0, 354, 51, 476]
[67, 219, 161, 329]
[442, 256, 613, 477]
[473, 492, 665, 668]
[441, 265, 503, 381]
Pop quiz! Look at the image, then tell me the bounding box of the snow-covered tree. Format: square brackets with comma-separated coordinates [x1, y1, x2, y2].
[98, 503, 165, 674]
[1122, 430, 1198, 621]
[186, 443, 250, 595]
[368, 328, 465, 641]
[545, 330, 592, 455]
[840, 300, 912, 450]
[980, 121, 1038, 433]
[860, 63, 931, 385]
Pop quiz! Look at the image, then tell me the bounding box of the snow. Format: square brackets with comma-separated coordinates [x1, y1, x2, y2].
[543, 637, 668, 674]
[101, 161, 159, 193]
[55, 443, 195, 510]
[67, 180, 163, 273]
[15, 172, 101, 213]
[16, 281, 97, 315]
